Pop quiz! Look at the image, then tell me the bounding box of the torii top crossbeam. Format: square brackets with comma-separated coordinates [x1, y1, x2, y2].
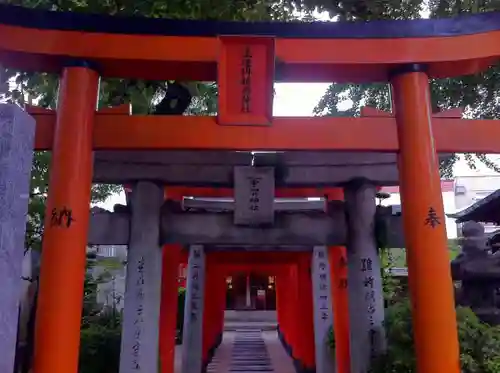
[1, 5, 500, 82]
[2, 5, 500, 154]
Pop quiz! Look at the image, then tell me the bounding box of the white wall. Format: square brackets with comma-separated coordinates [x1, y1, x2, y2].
[382, 191, 457, 239]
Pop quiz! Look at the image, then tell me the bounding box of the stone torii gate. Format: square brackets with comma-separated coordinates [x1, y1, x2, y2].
[3, 5, 500, 373]
[85, 173, 404, 373]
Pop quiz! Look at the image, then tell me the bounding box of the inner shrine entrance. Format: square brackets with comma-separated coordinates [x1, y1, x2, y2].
[225, 272, 276, 311]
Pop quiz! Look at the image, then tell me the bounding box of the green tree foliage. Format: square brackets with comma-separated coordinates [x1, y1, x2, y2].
[79, 253, 122, 373]
[78, 281, 186, 373]
[328, 239, 500, 373]
[177, 287, 187, 344]
[302, 0, 424, 20]
[371, 301, 500, 373]
[379, 249, 407, 304]
[327, 281, 500, 373]
[79, 321, 122, 373]
[313, 0, 500, 177]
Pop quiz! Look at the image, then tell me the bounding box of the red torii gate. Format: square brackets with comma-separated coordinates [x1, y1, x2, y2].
[158, 189, 350, 373]
[3, 5, 500, 373]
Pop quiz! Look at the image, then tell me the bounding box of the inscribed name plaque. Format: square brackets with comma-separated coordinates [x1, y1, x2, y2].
[234, 166, 275, 225]
[181, 245, 206, 373]
[217, 36, 275, 125]
[119, 182, 163, 373]
[359, 254, 385, 360]
[345, 182, 386, 373]
[312, 246, 335, 373]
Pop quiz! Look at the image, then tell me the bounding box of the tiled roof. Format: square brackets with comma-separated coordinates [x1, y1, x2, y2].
[448, 189, 500, 224]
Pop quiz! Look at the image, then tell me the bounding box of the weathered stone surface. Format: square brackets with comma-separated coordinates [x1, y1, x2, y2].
[0, 104, 35, 373]
[161, 202, 347, 246]
[92, 151, 403, 186]
[88, 207, 130, 245]
[119, 182, 163, 373]
[345, 181, 385, 373]
[311, 246, 335, 373]
[453, 256, 500, 280]
[87, 201, 405, 248]
[452, 221, 500, 324]
[451, 221, 496, 280]
[181, 245, 206, 373]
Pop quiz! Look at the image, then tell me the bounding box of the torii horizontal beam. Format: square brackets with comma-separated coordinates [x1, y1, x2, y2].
[87, 202, 404, 247]
[29, 109, 500, 154]
[94, 150, 403, 186]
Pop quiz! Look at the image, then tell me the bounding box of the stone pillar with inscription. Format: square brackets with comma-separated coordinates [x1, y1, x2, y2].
[0, 104, 35, 373]
[344, 180, 386, 373]
[119, 182, 164, 373]
[181, 245, 206, 373]
[202, 258, 220, 368]
[312, 246, 335, 373]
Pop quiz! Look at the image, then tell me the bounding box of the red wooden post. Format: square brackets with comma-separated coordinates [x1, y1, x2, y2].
[294, 255, 316, 372]
[159, 245, 182, 373]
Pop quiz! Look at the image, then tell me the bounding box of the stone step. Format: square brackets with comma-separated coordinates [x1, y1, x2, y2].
[224, 324, 277, 332]
[229, 367, 274, 372]
[228, 331, 274, 373]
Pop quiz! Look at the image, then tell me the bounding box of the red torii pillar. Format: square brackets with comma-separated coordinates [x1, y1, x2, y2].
[327, 189, 351, 373]
[287, 263, 303, 365]
[276, 272, 287, 348]
[33, 65, 99, 373]
[214, 270, 227, 346]
[159, 244, 183, 373]
[276, 265, 296, 356]
[202, 257, 218, 369]
[292, 254, 316, 373]
[202, 255, 230, 369]
[391, 66, 460, 373]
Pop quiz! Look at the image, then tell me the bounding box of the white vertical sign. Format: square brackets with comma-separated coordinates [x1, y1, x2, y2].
[312, 246, 335, 373]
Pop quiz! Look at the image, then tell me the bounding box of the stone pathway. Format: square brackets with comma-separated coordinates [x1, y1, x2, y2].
[207, 333, 235, 373]
[262, 331, 296, 373]
[175, 330, 295, 373]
